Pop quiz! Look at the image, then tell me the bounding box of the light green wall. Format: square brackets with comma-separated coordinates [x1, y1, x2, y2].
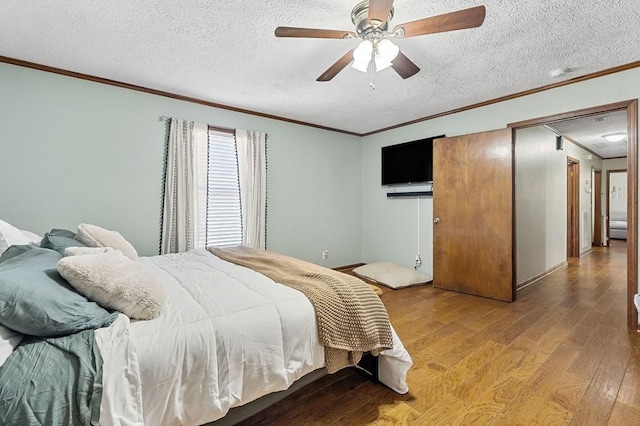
[361, 67, 640, 278]
[2, 61, 639, 276]
[515, 126, 567, 284]
[515, 126, 603, 285]
[0, 62, 362, 266]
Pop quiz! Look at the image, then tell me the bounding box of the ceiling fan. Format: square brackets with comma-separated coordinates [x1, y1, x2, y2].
[275, 0, 486, 82]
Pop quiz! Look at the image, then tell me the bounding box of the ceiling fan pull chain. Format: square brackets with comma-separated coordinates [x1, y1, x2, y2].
[369, 53, 376, 90]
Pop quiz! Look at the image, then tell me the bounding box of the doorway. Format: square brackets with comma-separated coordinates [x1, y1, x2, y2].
[567, 157, 580, 258]
[509, 99, 638, 330]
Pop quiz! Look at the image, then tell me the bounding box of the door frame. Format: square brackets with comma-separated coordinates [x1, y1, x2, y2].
[567, 157, 581, 258]
[593, 168, 602, 247]
[607, 169, 628, 245]
[509, 99, 638, 330]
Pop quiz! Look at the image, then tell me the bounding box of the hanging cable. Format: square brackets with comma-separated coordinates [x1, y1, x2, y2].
[369, 62, 375, 90]
[415, 196, 422, 269]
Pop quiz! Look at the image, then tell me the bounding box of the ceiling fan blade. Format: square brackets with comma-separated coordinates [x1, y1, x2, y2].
[317, 49, 355, 82]
[275, 27, 356, 39]
[391, 52, 420, 79]
[393, 5, 486, 38]
[368, 0, 394, 27]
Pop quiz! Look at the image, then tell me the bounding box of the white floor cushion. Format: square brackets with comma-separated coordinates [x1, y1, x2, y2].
[353, 262, 432, 289]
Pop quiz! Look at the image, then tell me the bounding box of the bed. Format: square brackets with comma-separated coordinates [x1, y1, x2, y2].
[0, 220, 412, 425]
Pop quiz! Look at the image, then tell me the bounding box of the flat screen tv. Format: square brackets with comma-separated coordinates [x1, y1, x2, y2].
[381, 135, 444, 186]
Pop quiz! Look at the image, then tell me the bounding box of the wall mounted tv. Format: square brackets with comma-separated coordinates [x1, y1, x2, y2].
[381, 135, 445, 186]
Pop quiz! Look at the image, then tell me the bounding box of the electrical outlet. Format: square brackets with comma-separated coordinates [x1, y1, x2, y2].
[322, 250, 329, 259]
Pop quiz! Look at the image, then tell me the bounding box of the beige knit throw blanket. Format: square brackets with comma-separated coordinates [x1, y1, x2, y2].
[209, 246, 393, 373]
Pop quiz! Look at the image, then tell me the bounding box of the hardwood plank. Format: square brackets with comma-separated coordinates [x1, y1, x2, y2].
[450, 345, 527, 403]
[565, 311, 605, 348]
[452, 376, 524, 424]
[409, 340, 507, 412]
[568, 323, 612, 380]
[569, 363, 627, 425]
[509, 326, 571, 381]
[533, 399, 574, 424]
[616, 341, 640, 407]
[335, 400, 421, 425]
[412, 394, 467, 426]
[608, 401, 640, 425]
[548, 371, 591, 413]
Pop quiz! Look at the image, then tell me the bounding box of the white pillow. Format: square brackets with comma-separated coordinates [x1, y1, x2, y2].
[57, 250, 165, 320]
[0, 219, 37, 255]
[353, 262, 432, 289]
[75, 223, 138, 260]
[0, 324, 23, 367]
[64, 246, 114, 257]
[20, 229, 42, 246]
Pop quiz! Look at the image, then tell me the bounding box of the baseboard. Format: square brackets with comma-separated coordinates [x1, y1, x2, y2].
[517, 261, 568, 290]
[580, 246, 592, 256]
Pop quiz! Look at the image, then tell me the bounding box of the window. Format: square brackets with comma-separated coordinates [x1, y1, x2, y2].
[161, 119, 265, 254]
[205, 129, 242, 247]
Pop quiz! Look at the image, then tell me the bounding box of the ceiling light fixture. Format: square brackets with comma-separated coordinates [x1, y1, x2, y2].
[602, 132, 627, 142]
[549, 67, 572, 78]
[275, 1, 487, 83]
[351, 40, 373, 72]
[351, 38, 399, 73]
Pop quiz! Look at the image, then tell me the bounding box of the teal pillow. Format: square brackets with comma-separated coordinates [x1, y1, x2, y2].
[0, 247, 117, 337]
[0, 245, 33, 263]
[40, 229, 87, 254]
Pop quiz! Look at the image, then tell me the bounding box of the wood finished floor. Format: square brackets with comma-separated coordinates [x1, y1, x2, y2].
[239, 241, 639, 425]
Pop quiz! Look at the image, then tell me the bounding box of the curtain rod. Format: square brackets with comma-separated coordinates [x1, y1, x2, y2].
[158, 115, 234, 134]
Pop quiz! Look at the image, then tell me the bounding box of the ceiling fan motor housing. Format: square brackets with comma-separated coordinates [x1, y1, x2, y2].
[351, 0, 394, 38]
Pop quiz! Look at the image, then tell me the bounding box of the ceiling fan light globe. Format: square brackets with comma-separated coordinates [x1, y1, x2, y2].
[353, 39, 373, 60]
[374, 54, 393, 71]
[351, 40, 373, 73]
[377, 39, 399, 61]
[351, 59, 371, 73]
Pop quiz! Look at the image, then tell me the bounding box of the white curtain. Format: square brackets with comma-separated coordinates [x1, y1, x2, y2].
[236, 129, 267, 249]
[161, 119, 208, 254]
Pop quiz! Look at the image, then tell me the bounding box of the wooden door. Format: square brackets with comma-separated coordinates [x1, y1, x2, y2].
[593, 169, 602, 246]
[433, 129, 514, 302]
[567, 158, 580, 258]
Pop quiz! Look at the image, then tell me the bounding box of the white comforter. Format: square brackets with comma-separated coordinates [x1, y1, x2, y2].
[96, 249, 412, 425]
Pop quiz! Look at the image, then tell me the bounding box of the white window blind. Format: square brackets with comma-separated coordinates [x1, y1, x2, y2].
[206, 130, 242, 247]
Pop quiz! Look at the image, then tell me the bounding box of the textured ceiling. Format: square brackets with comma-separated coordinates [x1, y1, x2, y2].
[1, 1, 639, 135]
